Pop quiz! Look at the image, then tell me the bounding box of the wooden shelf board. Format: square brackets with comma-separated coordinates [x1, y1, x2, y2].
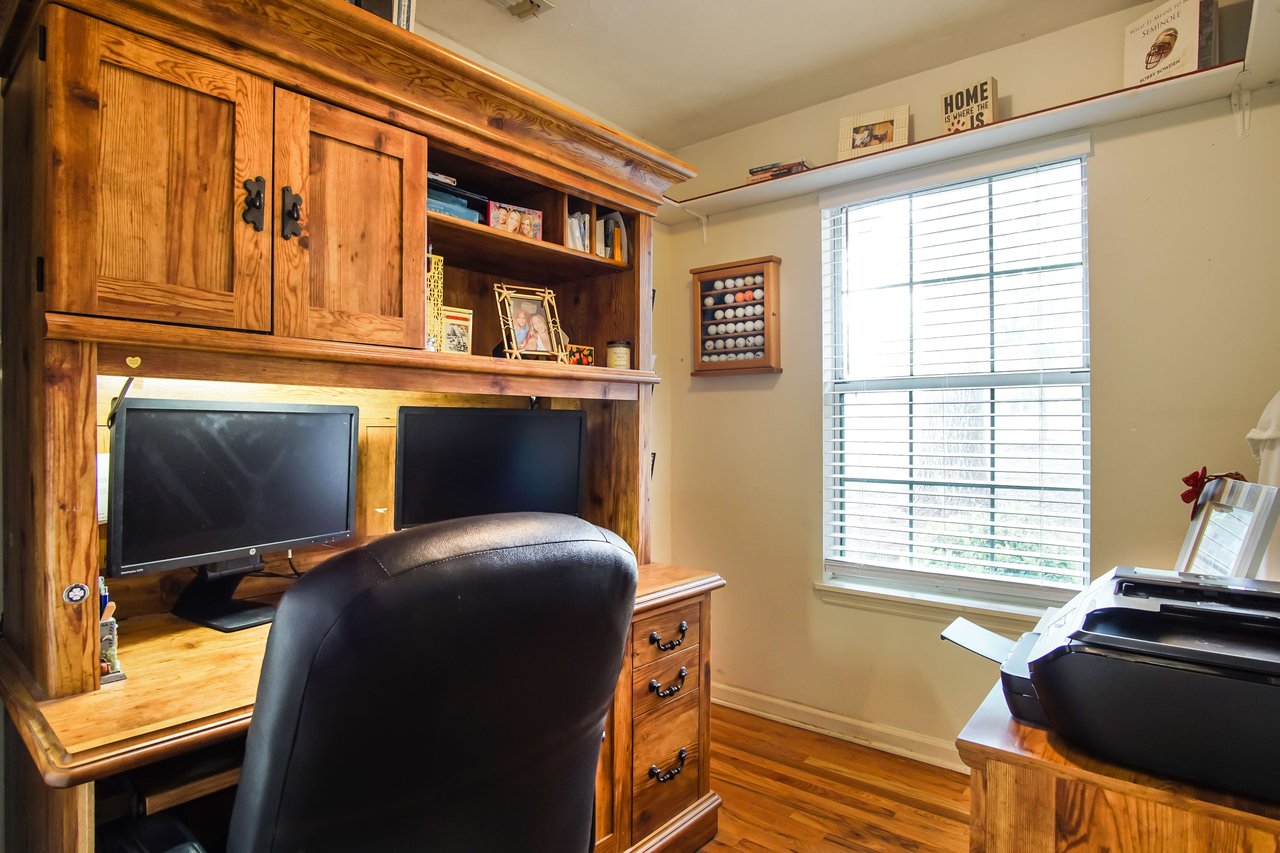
[46, 313, 656, 401]
[691, 365, 783, 377]
[429, 211, 629, 281]
[657, 62, 1244, 225]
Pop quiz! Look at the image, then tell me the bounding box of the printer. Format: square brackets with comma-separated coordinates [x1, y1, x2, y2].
[945, 566, 1280, 802]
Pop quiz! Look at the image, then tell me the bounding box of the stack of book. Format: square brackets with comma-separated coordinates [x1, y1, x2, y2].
[746, 159, 812, 184]
[427, 175, 484, 224]
[594, 211, 628, 262]
[566, 211, 591, 252]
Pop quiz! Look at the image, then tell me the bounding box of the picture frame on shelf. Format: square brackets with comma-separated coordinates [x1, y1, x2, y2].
[567, 344, 595, 366]
[837, 105, 909, 161]
[488, 201, 544, 240]
[345, 0, 416, 29]
[494, 283, 569, 362]
[441, 306, 473, 355]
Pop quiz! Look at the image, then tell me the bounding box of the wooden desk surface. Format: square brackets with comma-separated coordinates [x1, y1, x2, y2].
[0, 562, 723, 788]
[957, 683, 1280, 833]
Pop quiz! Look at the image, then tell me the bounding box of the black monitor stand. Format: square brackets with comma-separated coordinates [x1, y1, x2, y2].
[172, 555, 275, 633]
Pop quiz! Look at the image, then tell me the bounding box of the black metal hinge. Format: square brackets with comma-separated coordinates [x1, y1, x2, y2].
[38, 25, 46, 61]
[35, 256, 45, 292]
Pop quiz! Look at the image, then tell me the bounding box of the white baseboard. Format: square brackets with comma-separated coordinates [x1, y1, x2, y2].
[711, 682, 968, 774]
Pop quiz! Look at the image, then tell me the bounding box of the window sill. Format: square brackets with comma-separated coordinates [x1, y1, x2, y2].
[815, 576, 1062, 636]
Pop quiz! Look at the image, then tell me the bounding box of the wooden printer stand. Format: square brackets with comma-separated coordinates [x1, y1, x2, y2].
[957, 684, 1280, 851]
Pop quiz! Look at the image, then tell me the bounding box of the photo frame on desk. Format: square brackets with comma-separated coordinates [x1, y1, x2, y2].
[1176, 478, 1280, 578]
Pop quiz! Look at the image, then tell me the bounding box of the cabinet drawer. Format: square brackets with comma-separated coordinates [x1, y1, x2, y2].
[632, 645, 700, 718]
[632, 601, 701, 668]
[632, 691, 700, 839]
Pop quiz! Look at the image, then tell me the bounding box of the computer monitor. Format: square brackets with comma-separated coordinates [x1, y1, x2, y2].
[395, 407, 585, 529]
[107, 398, 359, 631]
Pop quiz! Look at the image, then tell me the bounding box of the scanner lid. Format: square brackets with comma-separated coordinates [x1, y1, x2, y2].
[1069, 604, 1280, 677]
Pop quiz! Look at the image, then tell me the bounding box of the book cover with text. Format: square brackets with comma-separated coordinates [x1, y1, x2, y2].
[1123, 0, 1217, 88]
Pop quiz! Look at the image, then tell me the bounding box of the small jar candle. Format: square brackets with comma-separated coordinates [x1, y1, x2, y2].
[607, 340, 632, 369]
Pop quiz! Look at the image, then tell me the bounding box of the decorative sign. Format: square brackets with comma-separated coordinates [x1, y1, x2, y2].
[942, 78, 998, 134]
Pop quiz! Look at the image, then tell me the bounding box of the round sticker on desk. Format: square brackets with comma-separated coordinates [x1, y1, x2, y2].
[63, 583, 90, 604]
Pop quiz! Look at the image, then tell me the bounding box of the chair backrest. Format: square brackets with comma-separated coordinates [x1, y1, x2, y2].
[227, 513, 638, 853]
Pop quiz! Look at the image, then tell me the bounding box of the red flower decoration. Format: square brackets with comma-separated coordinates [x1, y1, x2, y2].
[1180, 467, 1248, 517]
[1180, 467, 1208, 507]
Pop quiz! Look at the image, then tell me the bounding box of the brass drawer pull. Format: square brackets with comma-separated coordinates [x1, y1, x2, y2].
[649, 620, 688, 652]
[649, 747, 688, 784]
[649, 666, 687, 699]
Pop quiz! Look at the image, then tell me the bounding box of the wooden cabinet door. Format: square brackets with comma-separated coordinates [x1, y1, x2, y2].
[273, 91, 427, 349]
[44, 6, 272, 331]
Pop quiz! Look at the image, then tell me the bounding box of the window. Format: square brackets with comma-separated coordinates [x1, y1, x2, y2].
[821, 158, 1090, 608]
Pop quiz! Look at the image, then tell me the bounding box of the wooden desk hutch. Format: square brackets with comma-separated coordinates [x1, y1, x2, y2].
[0, 0, 722, 849]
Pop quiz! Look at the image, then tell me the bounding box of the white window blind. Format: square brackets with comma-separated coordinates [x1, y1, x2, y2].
[822, 158, 1090, 599]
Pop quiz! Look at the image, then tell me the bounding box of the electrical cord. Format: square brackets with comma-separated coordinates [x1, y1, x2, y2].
[249, 550, 304, 580]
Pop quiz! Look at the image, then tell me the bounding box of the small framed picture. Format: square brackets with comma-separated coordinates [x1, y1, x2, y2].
[345, 0, 416, 29]
[837, 105, 909, 161]
[441, 306, 473, 355]
[487, 202, 543, 240]
[567, 344, 595, 366]
[493, 284, 569, 362]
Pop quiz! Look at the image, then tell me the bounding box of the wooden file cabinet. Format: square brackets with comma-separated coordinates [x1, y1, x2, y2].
[627, 588, 719, 850]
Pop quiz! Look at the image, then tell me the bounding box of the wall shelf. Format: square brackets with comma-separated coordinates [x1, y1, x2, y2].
[657, 61, 1249, 226]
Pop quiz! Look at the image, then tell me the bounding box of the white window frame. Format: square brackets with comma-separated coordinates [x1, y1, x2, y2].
[817, 134, 1092, 618]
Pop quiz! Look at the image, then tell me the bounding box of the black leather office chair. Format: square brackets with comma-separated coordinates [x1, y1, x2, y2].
[220, 512, 638, 852]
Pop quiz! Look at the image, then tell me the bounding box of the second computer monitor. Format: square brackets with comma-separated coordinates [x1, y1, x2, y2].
[395, 407, 586, 529]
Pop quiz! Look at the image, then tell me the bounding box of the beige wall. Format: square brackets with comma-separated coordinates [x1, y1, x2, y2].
[649, 225, 674, 563]
[656, 27, 1280, 761]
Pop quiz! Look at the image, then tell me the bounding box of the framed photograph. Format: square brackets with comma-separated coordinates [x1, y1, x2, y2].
[837, 105, 909, 161]
[493, 284, 569, 362]
[1176, 478, 1280, 578]
[487, 201, 543, 240]
[441, 306, 473, 355]
[346, 0, 417, 30]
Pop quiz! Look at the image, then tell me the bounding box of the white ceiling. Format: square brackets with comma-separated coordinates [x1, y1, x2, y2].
[416, 0, 1148, 151]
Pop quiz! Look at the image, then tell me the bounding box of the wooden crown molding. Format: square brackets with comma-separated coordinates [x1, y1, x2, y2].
[1, 0, 695, 208]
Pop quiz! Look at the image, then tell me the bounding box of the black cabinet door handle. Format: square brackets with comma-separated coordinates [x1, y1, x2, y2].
[281, 186, 303, 240]
[241, 176, 265, 231]
[649, 620, 688, 652]
[648, 747, 688, 784]
[649, 666, 687, 699]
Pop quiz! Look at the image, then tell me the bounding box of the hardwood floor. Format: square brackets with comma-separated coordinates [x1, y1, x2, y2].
[701, 705, 970, 852]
